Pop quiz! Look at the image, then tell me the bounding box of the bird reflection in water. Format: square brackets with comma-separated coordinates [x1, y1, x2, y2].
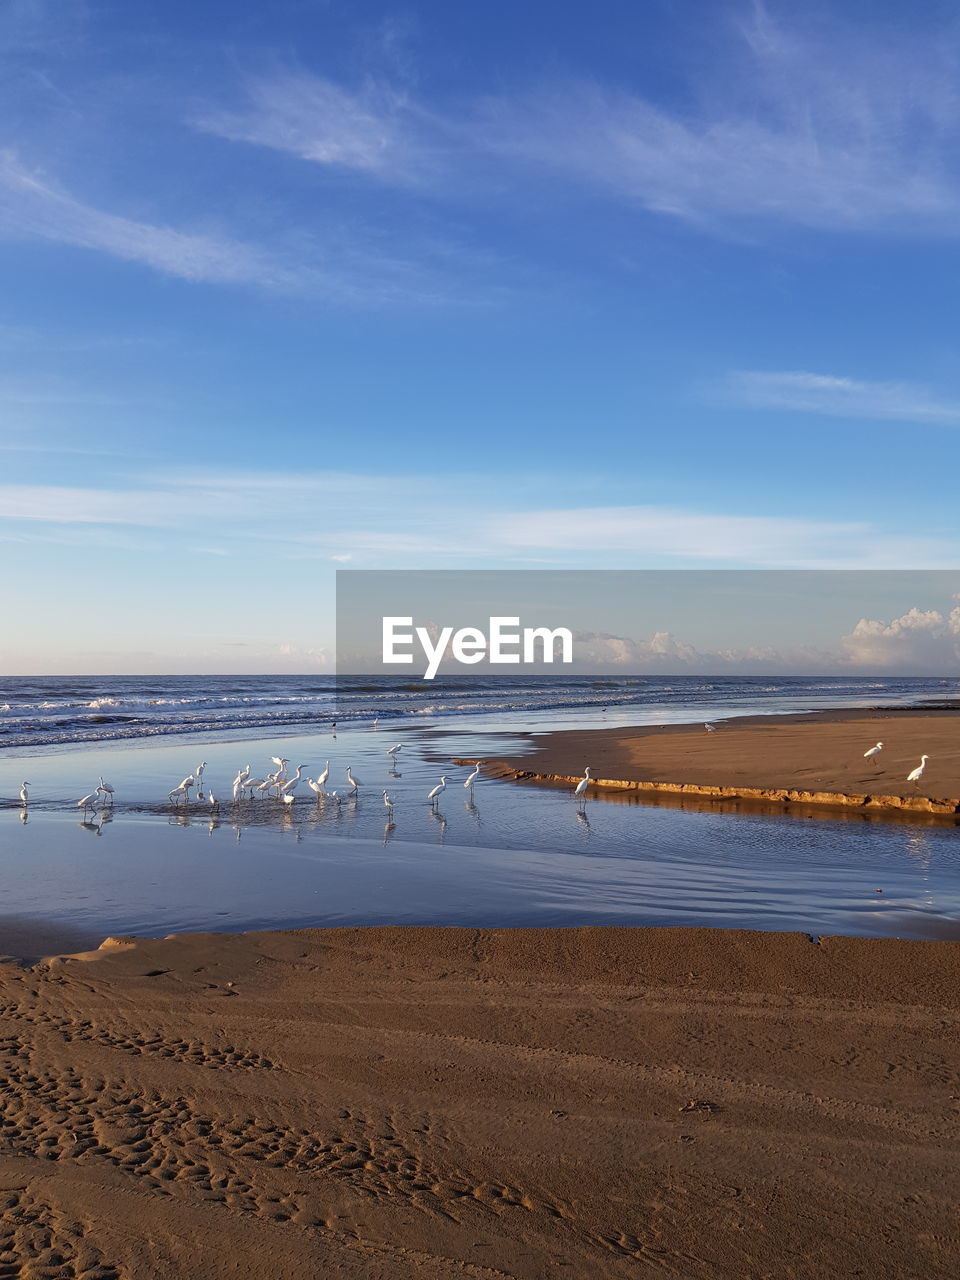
[428, 806, 447, 842]
[904, 829, 931, 875]
[79, 809, 112, 836]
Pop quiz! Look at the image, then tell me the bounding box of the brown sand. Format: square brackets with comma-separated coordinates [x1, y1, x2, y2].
[2, 924, 959, 1278]
[476, 708, 960, 815]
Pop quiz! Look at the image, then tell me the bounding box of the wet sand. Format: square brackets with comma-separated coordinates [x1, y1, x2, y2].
[477, 707, 960, 814]
[1, 924, 959, 1277]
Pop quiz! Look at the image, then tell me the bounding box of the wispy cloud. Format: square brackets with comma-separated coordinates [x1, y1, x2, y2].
[0, 472, 955, 568]
[199, 12, 960, 238]
[0, 149, 491, 303]
[490, 506, 956, 569]
[0, 150, 300, 288]
[473, 10, 960, 235]
[726, 370, 960, 425]
[197, 72, 423, 181]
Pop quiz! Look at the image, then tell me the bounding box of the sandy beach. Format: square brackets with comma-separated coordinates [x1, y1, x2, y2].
[477, 708, 960, 815]
[0, 924, 957, 1277]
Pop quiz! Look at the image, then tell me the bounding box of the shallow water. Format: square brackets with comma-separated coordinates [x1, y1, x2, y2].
[1, 718, 958, 953]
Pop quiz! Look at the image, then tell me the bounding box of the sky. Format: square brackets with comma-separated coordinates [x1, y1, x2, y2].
[2, 0, 960, 673]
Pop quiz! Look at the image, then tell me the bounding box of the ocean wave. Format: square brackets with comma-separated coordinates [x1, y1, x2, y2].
[0, 674, 956, 752]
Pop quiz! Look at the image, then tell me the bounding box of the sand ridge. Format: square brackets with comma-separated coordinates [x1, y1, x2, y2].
[475, 708, 960, 816]
[0, 924, 958, 1277]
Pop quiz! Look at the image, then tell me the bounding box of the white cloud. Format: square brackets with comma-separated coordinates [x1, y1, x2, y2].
[840, 606, 960, 670]
[0, 150, 296, 288]
[490, 506, 957, 568]
[472, 10, 960, 235]
[0, 474, 956, 569]
[0, 151, 474, 304]
[726, 370, 960, 425]
[573, 629, 702, 668]
[201, 13, 960, 239]
[569, 605, 960, 674]
[197, 73, 421, 181]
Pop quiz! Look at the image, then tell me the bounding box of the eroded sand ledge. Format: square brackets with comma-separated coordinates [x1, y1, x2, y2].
[1, 924, 959, 1277]
[471, 707, 960, 817]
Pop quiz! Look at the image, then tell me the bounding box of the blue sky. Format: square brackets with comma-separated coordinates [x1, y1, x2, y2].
[2, 0, 960, 673]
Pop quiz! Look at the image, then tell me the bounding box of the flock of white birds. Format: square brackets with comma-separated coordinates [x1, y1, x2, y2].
[9, 735, 935, 814]
[187, 749, 468, 816]
[11, 745, 485, 817]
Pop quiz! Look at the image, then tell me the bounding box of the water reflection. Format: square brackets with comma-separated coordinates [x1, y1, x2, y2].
[3, 724, 960, 943]
[904, 829, 932, 873]
[428, 807, 447, 842]
[464, 797, 482, 828]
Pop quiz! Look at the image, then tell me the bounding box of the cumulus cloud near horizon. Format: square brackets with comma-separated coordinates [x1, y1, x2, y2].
[839, 606, 960, 671]
[571, 605, 960, 675]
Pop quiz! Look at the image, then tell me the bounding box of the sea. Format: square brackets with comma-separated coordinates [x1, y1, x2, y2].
[1, 673, 958, 956]
[3, 672, 959, 751]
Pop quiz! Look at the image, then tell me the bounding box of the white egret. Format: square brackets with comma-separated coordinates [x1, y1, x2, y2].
[281, 790, 296, 807]
[863, 742, 883, 762]
[19, 781, 30, 805]
[382, 789, 395, 813]
[464, 762, 482, 788]
[307, 777, 324, 800]
[97, 776, 115, 803]
[704, 723, 717, 733]
[574, 767, 592, 802]
[243, 777, 266, 799]
[316, 761, 330, 789]
[78, 790, 98, 814]
[346, 766, 361, 793]
[176, 773, 196, 793]
[208, 791, 219, 813]
[168, 781, 190, 804]
[427, 776, 447, 806]
[280, 765, 307, 797]
[271, 756, 289, 771]
[907, 755, 929, 786]
[387, 744, 403, 757]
